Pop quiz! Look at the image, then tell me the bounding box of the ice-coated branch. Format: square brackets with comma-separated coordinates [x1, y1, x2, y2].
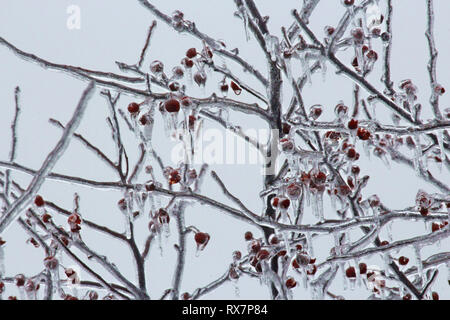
[0, 81, 95, 234]
[136, 0, 268, 86]
[190, 268, 230, 300]
[382, 0, 394, 95]
[425, 0, 443, 120]
[4, 86, 21, 199]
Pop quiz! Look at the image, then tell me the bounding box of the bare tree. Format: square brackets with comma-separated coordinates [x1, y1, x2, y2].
[0, 0, 448, 300]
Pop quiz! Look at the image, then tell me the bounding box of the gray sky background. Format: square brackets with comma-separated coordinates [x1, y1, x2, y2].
[0, 1, 449, 299]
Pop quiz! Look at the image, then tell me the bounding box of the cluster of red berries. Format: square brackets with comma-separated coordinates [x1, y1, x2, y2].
[68, 212, 82, 233]
[345, 263, 367, 278]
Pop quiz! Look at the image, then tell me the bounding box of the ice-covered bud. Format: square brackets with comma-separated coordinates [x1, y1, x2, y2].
[150, 60, 164, 74]
[193, 71, 207, 87]
[157, 208, 170, 224]
[268, 234, 279, 245]
[172, 66, 184, 79]
[171, 10, 184, 22]
[434, 84, 446, 96]
[232, 250, 242, 261]
[334, 102, 348, 119]
[168, 81, 181, 92]
[14, 274, 26, 287]
[287, 183, 301, 199]
[309, 104, 322, 120]
[44, 256, 58, 270]
[280, 138, 294, 152]
[366, 50, 378, 61]
[324, 26, 335, 36]
[351, 28, 364, 43]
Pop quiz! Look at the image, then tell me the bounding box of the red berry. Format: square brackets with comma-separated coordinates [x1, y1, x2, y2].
[256, 249, 270, 260]
[168, 169, 181, 185]
[68, 213, 81, 225]
[347, 148, 356, 159]
[280, 198, 291, 209]
[157, 208, 170, 224]
[419, 207, 429, 216]
[345, 266, 356, 278]
[398, 256, 409, 266]
[380, 240, 389, 246]
[269, 234, 279, 245]
[348, 119, 358, 130]
[15, 274, 26, 287]
[41, 213, 52, 223]
[432, 292, 439, 300]
[285, 277, 297, 289]
[351, 165, 360, 175]
[181, 292, 190, 300]
[359, 263, 367, 274]
[181, 96, 193, 108]
[220, 83, 229, 95]
[168, 81, 180, 92]
[194, 232, 210, 246]
[431, 222, 440, 232]
[193, 71, 207, 87]
[44, 256, 58, 270]
[277, 250, 287, 257]
[357, 127, 371, 140]
[244, 231, 253, 241]
[366, 50, 378, 61]
[232, 250, 242, 261]
[164, 99, 180, 113]
[127, 102, 140, 114]
[34, 195, 45, 207]
[282, 123, 291, 135]
[403, 293, 412, 300]
[230, 81, 242, 95]
[250, 240, 261, 253]
[88, 291, 99, 300]
[307, 264, 317, 275]
[186, 48, 197, 59]
[0, 282, 4, 294]
[181, 58, 194, 68]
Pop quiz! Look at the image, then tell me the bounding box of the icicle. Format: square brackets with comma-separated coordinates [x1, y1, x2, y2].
[305, 232, 314, 257]
[300, 52, 311, 85]
[414, 245, 425, 285]
[241, 12, 250, 41]
[319, 55, 327, 82]
[317, 192, 324, 222]
[264, 34, 280, 62]
[437, 130, 445, 166]
[386, 221, 393, 242]
[0, 244, 4, 277]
